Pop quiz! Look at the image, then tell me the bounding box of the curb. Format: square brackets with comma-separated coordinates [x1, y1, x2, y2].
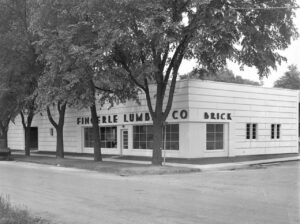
[166, 156, 300, 172]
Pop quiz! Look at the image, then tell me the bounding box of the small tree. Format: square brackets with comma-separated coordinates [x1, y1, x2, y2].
[0, 0, 43, 156]
[274, 65, 300, 89]
[181, 68, 261, 86]
[87, 0, 298, 165]
[0, 88, 18, 148]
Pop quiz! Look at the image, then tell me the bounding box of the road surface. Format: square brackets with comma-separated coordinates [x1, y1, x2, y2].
[0, 161, 299, 224]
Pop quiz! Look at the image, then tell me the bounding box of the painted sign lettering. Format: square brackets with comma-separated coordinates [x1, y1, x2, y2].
[172, 109, 188, 120]
[204, 112, 232, 120]
[76, 110, 188, 125]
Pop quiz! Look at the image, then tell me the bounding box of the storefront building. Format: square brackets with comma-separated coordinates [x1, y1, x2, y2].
[7, 80, 299, 158]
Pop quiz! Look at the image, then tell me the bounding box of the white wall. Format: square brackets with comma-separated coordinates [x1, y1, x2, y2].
[8, 79, 299, 157]
[187, 80, 299, 157]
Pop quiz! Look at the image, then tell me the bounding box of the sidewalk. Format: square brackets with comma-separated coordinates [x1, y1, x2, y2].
[11, 150, 300, 172]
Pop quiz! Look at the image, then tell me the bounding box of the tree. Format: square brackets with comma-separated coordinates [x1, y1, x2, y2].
[274, 65, 300, 89]
[0, 88, 18, 149]
[33, 0, 138, 161]
[85, 0, 298, 165]
[181, 67, 261, 86]
[0, 0, 43, 156]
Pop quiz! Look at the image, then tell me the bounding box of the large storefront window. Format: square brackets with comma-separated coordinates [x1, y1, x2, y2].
[133, 124, 179, 150]
[84, 127, 117, 148]
[100, 127, 117, 148]
[206, 124, 224, 150]
[133, 125, 153, 149]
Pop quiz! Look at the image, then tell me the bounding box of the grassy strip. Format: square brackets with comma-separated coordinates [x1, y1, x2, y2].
[0, 196, 49, 224]
[13, 155, 200, 176]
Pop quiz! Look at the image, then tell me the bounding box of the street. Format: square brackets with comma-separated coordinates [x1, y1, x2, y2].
[0, 161, 299, 224]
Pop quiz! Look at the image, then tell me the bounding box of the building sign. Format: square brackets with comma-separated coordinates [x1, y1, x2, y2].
[204, 112, 232, 120]
[76, 109, 188, 125]
[172, 110, 188, 120]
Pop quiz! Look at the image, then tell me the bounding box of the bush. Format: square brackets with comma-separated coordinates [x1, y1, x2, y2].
[0, 195, 49, 224]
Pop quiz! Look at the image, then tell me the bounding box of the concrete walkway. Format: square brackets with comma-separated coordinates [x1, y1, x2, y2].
[11, 150, 300, 172]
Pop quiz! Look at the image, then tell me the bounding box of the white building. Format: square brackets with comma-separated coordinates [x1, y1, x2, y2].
[8, 80, 299, 158]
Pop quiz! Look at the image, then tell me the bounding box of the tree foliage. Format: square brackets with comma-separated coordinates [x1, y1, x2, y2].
[181, 68, 261, 86]
[0, 0, 43, 155]
[274, 65, 300, 89]
[82, 0, 298, 165]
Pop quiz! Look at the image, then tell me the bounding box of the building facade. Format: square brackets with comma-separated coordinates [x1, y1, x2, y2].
[8, 80, 299, 158]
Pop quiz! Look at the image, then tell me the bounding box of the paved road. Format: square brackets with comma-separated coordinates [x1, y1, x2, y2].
[0, 161, 299, 224]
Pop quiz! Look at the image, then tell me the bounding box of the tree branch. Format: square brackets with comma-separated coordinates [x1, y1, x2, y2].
[162, 43, 186, 121]
[160, 43, 170, 72]
[144, 78, 155, 119]
[47, 106, 58, 129]
[94, 85, 113, 93]
[20, 111, 26, 129]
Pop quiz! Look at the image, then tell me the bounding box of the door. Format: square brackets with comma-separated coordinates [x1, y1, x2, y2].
[120, 130, 128, 155]
[29, 127, 38, 150]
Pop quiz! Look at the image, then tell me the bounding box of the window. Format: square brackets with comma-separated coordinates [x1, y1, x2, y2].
[271, 124, 281, 139]
[133, 125, 153, 149]
[206, 124, 224, 150]
[122, 130, 128, 149]
[246, 123, 257, 139]
[84, 128, 94, 148]
[84, 127, 117, 148]
[133, 124, 179, 150]
[100, 127, 117, 148]
[164, 124, 179, 150]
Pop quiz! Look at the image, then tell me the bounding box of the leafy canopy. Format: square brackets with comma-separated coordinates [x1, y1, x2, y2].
[274, 65, 300, 89]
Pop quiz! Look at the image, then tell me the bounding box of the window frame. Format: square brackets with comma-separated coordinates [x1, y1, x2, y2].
[271, 124, 281, 139]
[206, 123, 224, 151]
[246, 123, 258, 140]
[83, 126, 117, 149]
[133, 124, 179, 150]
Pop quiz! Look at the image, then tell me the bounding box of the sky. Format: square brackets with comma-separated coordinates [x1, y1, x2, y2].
[179, 3, 300, 87]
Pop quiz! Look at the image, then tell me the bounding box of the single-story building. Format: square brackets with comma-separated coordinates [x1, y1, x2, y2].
[7, 79, 299, 158]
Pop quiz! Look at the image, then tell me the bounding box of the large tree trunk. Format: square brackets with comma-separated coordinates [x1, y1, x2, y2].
[0, 128, 8, 149]
[90, 104, 102, 161]
[56, 125, 64, 158]
[47, 103, 66, 158]
[0, 120, 9, 149]
[24, 126, 31, 156]
[89, 80, 102, 162]
[20, 111, 34, 157]
[152, 120, 163, 165]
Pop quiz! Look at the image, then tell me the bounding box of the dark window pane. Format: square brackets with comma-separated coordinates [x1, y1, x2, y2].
[216, 124, 223, 132]
[277, 124, 280, 139]
[170, 124, 179, 132]
[206, 133, 214, 141]
[216, 133, 223, 141]
[206, 142, 214, 150]
[207, 124, 214, 132]
[216, 141, 223, 149]
[170, 142, 179, 150]
[246, 124, 250, 139]
[171, 133, 179, 141]
[133, 142, 139, 149]
[166, 132, 171, 140]
[252, 124, 256, 139]
[139, 142, 147, 149]
[140, 134, 146, 141]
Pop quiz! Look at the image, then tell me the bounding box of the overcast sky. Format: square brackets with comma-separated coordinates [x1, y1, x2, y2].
[179, 4, 300, 87]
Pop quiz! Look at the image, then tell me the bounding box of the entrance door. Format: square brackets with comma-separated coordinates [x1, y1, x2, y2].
[29, 127, 38, 150]
[120, 130, 128, 155]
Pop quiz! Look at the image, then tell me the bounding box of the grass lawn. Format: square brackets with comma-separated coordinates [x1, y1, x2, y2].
[12, 155, 200, 176]
[0, 196, 49, 224]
